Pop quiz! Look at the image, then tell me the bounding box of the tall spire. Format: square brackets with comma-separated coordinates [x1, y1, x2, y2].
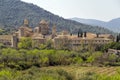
[24, 19, 29, 27]
[52, 24, 56, 34]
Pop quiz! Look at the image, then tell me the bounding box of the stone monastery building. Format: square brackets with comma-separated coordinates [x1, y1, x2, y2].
[0, 19, 114, 50]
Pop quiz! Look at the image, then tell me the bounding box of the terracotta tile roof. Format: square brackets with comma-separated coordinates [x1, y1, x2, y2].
[99, 34, 112, 38]
[55, 32, 113, 41]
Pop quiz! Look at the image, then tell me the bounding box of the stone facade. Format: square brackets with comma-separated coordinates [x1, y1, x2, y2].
[53, 32, 114, 50]
[0, 35, 18, 48]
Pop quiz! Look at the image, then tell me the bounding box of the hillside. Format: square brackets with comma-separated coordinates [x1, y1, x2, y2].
[108, 18, 120, 32]
[70, 18, 106, 27]
[0, 0, 114, 34]
[70, 17, 120, 33]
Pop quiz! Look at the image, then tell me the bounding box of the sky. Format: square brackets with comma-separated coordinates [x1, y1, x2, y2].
[21, 0, 120, 21]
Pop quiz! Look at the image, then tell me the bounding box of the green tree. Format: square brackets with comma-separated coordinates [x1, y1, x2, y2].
[0, 48, 21, 68]
[73, 56, 83, 64]
[86, 56, 95, 63]
[0, 43, 5, 49]
[18, 37, 32, 49]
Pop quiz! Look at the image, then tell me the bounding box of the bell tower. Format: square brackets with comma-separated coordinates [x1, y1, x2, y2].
[52, 24, 56, 35]
[51, 24, 57, 38]
[39, 20, 49, 35]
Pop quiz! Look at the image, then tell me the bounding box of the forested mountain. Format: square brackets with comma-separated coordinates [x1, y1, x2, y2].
[0, 0, 114, 34]
[70, 17, 120, 33]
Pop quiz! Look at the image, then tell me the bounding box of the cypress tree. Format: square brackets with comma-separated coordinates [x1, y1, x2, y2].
[116, 35, 119, 42]
[78, 32, 79, 37]
[84, 32, 87, 37]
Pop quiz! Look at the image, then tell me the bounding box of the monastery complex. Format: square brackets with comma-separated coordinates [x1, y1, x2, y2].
[0, 19, 114, 50]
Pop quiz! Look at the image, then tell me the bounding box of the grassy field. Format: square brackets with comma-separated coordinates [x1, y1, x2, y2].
[0, 65, 120, 80]
[41, 65, 120, 80]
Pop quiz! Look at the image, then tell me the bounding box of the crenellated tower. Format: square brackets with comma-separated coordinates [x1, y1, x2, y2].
[52, 24, 56, 35]
[51, 24, 57, 38]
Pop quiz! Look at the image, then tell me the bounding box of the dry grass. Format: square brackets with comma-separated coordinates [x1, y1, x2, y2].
[41, 65, 120, 79]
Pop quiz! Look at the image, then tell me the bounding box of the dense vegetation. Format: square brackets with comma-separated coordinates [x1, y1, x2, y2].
[0, 47, 119, 69]
[0, 47, 119, 80]
[0, 36, 119, 79]
[0, 0, 114, 34]
[0, 67, 73, 80]
[0, 37, 120, 68]
[102, 42, 120, 51]
[0, 41, 120, 79]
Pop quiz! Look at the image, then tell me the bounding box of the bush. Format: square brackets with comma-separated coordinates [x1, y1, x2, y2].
[73, 57, 83, 64]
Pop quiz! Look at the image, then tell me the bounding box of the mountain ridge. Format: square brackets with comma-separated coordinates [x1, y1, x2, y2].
[70, 17, 120, 33]
[0, 0, 114, 34]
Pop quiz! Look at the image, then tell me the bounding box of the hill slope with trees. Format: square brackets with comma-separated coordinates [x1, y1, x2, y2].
[0, 0, 114, 34]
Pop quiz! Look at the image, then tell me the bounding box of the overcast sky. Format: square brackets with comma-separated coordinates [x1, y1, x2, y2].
[21, 0, 120, 21]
